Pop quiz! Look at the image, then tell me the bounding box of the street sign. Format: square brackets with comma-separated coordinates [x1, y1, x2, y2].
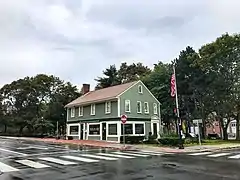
[121, 114, 127, 124]
[193, 119, 202, 124]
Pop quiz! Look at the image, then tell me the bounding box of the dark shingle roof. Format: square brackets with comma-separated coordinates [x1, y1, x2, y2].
[65, 81, 137, 107]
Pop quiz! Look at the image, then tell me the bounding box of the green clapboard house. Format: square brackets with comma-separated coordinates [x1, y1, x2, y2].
[65, 80, 162, 143]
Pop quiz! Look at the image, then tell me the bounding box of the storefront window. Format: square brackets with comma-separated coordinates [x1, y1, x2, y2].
[89, 124, 100, 135]
[121, 124, 133, 135]
[108, 124, 117, 135]
[135, 124, 144, 134]
[69, 126, 79, 135]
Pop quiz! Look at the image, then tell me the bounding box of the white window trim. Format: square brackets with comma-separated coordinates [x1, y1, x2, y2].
[67, 123, 80, 137]
[79, 106, 83, 116]
[105, 101, 111, 114]
[70, 107, 75, 117]
[144, 102, 149, 114]
[121, 121, 145, 136]
[153, 103, 158, 115]
[134, 122, 145, 136]
[137, 101, 142, 114]
[90, 104, 95, 115]
[138, 85, 143, 94]
[87, 122, 101, 137]
[106, 122, 118, 137]
[125, 100, 131, 112]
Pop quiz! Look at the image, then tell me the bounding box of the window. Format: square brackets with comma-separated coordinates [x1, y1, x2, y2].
[125, 100, 131, 112]
[108, 124, 117, 135]
[153, 103, 158, 114]
[90, 104, 95, 115]
[137, 101, 142, 113]
[138, 85, 143, 93]
[144, 102, 149, 114]
[105, 101, 111, 114]
[89, 124, 100, 135]
[79, 106, 83, 116]
[135, 124, 144, 134]
[69, 126, 78, 135]
[121, 124, 133, 135]
[70, 108, 75, 117]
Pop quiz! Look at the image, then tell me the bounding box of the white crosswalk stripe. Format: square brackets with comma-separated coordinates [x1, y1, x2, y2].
[207, 153, 231, 157]
[39, 157, 77, 165]
[61, 155, 99, 162]
[189, 152, 213, 156]
[16, 160, 50, 168]
[112, 152, 149, 157]
[0, 162, 19, 172]
[81, 154, 118, 160]
[132, 151, 164, 156]
[228, 154, 240, 159]
[97, 153, 135, 159]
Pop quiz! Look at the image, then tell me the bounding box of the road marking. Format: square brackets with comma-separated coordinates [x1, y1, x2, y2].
[0, 148, 27, 156]
[228, 154, 240, 159]
[61, 155, 98, 162]
[29, 150, 79, 156]
[189, 152, 213, 156]
[0, 162, 19, 172]
[81, 154, 118, 160]
[97, 153, 135, 159]
[16, 160, 50, 168]
[112, 152, 149, 157]
[207, 153, 231, 157]
[39, 157, 77, 165]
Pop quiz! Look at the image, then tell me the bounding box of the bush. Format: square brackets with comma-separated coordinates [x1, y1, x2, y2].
[120, 136, 145, 144]
[158, 137, 180, 146]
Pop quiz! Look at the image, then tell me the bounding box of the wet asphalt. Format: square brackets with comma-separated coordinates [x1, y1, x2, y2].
[0, 137, 239, 180]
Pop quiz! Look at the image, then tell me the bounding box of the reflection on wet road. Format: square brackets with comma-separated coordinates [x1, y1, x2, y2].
[0, 137, 240, 180]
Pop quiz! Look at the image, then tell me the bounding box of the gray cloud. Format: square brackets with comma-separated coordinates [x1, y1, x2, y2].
[0, 0, 240, 89]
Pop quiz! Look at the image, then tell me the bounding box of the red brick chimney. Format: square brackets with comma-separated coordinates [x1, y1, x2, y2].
[81, 84, 90, 94]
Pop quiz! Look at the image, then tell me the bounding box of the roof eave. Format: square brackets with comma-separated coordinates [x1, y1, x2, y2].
[65, 97, 118, 108]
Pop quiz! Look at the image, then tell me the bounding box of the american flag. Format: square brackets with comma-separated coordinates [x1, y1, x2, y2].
[171, 73, 176, 97]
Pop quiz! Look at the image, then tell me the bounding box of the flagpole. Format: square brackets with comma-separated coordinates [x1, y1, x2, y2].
[173, 64, 184, 149]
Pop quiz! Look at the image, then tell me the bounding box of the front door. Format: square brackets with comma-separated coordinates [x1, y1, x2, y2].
[80, 124, 84, 140]
[153, 123, 158, 137]
[102, 123, 106, 140]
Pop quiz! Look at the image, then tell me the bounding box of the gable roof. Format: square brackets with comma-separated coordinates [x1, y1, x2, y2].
[65, 81, 137, 108]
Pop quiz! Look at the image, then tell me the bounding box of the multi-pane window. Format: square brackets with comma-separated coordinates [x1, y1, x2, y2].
[137, 101, 142, 113]
[79, 106, 83, 116]
[153, 103, 158, 114]
[125, 100, 131, 112]
[138, 85, 143, 93]
[144, 102, 149, 113]
[70, 108, 75, 117]
[91, 104, 95, 115]
[108, 124, 117, 135]
[105, 101, 111, 114]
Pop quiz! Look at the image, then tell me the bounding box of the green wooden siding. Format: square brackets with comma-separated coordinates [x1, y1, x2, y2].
[119, 81, 160, 119]
[67, 101, 118, 122]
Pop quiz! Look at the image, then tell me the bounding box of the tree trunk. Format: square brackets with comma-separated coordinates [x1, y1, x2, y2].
[237, 113, 240, 140]
[223, 127, 228, 140]
[4, 124, 7, 133]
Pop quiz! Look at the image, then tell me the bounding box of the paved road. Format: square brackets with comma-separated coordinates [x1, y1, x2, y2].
[0, 137, 240, 180]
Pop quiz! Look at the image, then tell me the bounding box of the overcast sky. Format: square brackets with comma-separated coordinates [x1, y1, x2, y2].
[0, 0, 239, 90]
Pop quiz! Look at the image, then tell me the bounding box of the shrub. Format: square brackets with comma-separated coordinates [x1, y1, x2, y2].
[158, 137, 180, 146]
[120, 136, 145, 144]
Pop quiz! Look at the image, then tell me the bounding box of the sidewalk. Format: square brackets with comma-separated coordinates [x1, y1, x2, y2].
[2, 136, 240, 153]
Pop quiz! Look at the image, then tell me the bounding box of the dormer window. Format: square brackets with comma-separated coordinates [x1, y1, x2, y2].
[138, 85, 143, 93]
